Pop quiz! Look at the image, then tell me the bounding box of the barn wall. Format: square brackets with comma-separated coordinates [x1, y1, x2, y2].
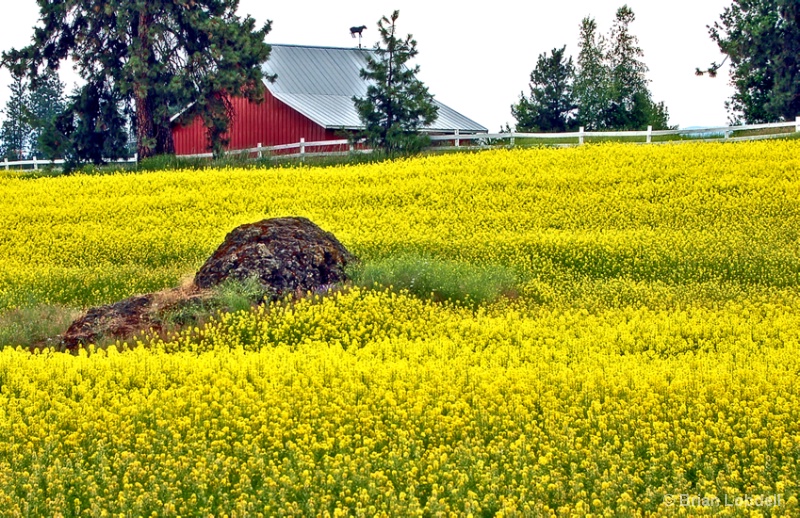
[172, 89, 346, 156]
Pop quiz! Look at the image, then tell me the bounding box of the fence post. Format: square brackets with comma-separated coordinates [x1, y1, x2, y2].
[724, 130, 731, 140]
[646, 125, 652, 144]
[3, 157, 7, 170]
[455, 129, 460, 148]
[134, 152, 138, 165]
[509, 133, 515, 148]
[257, 142, 262, 159]
[795, 116, 800, 133]
[579, 127, 585, 145]
[33, 156, 38, 171]
[300, 138, 305, 158]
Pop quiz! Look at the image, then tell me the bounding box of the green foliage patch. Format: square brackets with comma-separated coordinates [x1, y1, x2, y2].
[349, 254, 520, 307]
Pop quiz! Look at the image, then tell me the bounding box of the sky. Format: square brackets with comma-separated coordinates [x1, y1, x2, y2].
[0, 1, 736, 132]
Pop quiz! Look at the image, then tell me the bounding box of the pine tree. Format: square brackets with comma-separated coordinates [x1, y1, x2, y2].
[2, 0, 273, 159]
[571, 5, 672, 131]
[606, 5, 650, 129]
[0, 74, 30, 161]
[353, 10, 438, 155]
[512, 46, 577, 132]
[574, 17, 611, 130]
[699, 0, 800, 123]
[25, 70, 66, 160]
[42, 81, 130, 172]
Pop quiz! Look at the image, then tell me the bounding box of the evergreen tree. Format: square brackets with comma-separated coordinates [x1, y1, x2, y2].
[607, 5, 650, 129]
[512, 7, 675, 133]
[699, 0, 800, 123]
[512, 46, 577, 132]
[574, 17, 610, 130]
[602, 5, 672, 130]
[44, 81, 130, 173]
[353, 10, 438, 155]
[2, 0, 273, 159]
[25, 70, 66, 160]
[0, 74, 30, 161]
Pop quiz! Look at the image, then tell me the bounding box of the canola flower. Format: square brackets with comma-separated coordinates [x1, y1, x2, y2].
[0, 142, 799, 515]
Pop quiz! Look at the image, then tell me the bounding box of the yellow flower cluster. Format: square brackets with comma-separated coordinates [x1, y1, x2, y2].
[0, 142, 799, 515]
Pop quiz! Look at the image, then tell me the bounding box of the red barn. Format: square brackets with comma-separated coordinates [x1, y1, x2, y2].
[172, 44, 487, 155]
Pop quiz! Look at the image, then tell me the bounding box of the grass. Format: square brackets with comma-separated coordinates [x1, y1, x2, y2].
[0, 304, 82, 349]
[348, 254, 520, 308]
[156, 276, 274, 330]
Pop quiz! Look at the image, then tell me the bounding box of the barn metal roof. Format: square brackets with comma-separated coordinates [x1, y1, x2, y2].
[262, 44, 488, 133]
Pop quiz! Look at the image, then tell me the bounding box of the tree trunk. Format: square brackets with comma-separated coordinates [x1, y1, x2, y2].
[134, 10, 156, 159]
[135, 90, 155, 159]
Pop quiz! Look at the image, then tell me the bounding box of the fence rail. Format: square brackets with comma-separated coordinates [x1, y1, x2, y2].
[198, 117, 799, 159]
[2, 155, 138, 171]
[3, 117, 799, 170]
[429, 118, 800, 147]
[177, 138, 358, 160]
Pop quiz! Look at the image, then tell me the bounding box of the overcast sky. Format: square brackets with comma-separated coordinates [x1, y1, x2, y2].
[0, 1, 735, 131]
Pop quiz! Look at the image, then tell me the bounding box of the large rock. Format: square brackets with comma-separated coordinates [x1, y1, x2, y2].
[194, 217, 355, 297]
[60, 217, 354, 351]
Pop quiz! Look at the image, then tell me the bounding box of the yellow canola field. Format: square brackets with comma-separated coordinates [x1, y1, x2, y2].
[1, 141, 799, 309]
[0, 142, 799, 516]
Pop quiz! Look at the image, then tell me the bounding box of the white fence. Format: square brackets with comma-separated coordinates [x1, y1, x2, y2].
[177, 137, 362, 160]
[2, 155, 138, 171]
[432, 117, 800, 148]
[3, 117, 799, 169]
[178, 117, 800, 159]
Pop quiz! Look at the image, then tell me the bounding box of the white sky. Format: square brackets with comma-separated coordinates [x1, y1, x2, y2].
[0, 1, 735, 131]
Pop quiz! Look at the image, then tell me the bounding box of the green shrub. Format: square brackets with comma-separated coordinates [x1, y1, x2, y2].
[349, 255, 519, 307]
[136, 154, 211, 172]
[213, 277, 273, 314]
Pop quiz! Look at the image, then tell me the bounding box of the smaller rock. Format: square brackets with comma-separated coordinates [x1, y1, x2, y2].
[60, 284, 208, 351]
[61, 293, 159, 351]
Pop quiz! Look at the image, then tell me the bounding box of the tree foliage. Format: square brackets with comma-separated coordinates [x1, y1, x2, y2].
[605, 6, 671, 130]
[25, 70, 66, 160]
[0, 70, 65, 161]
[353, 10, 438, 155]
[574, 18, 610, 130]
[700, 0, 800, 123]
[2, 0, 273, 160]
[512, 46, 577, 132]
[0, 75, 29, 161]
[570, 6, 672, 131]
[606, 6, 646, 128]
[513, 6, 671, 133]
[42, 82, 130, 172]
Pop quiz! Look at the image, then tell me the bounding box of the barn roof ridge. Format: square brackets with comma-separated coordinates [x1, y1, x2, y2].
[268, 43, 373, 52]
